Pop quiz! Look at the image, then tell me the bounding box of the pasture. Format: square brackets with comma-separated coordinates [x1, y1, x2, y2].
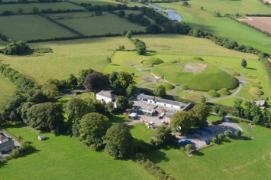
[0, 75, 16, 108]
[0, 37, 134, 84]
[48, 12, 145, 36]
[149, 123, 271, 180]
[0, 2, 84, 14]
[0, 15, 76, 41]
[239, 16, 271, 35]
[0, 125, 154, 180]
[159, 2, 271, 54]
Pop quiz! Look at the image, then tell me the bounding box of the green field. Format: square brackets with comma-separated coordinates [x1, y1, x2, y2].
[0, 15, 76, 41]
[0, 126, 154, 180]
[0, 37, 134, 84]
[159, 2, 271, 54]
[149, 123, 271, 180]
[0, 2, 84, 14]
[48, 12, 145, 36]
[0, 75, 16, 108]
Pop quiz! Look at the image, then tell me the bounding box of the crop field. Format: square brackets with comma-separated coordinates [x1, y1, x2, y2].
[240, 16, 271, 35]
[0, 37, 134, 84]
[0, 125, 154, 180]
[48, 12, 145, 36]
[0, 2, 84, 14]
[159, 2, 271, 54]
[0, 75, 16, 108]
[0, 15, 76, 41]
[149, 123, 271, 180]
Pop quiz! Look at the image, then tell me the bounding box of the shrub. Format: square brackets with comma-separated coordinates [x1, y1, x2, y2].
[208, 90, 220, 97]
[218, 88, 231, 96]
[1, 41, 32, 55]
[9, 141, 36, 159]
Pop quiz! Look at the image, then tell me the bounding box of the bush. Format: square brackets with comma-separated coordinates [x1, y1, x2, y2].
[218, 88, 231, 96]
[9, 141, 36, 159]
[208, 90, 220, 97]
[1, 41, 32, 55]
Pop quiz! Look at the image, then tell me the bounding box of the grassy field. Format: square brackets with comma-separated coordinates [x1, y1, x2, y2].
[0, 75, 16, 108]
[48, 12, 145, 36]
[149, 123, 271, 180]
[0, 2, 84, 14]
[159, 2, 271, 54]
[0, 125, 154, 180]
[0, 15, 76, 41]
[1, 37, 134, 84]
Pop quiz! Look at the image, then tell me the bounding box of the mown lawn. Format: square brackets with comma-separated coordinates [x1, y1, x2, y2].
[0, 2, 84, 14]
[49, 12, 145, 36]
[159, 2, 271, 54]
[0, 125, 155, 180]
[0, 75, 16, 108]
[150, 123, 271, 180]
[0, 15, 77, 41]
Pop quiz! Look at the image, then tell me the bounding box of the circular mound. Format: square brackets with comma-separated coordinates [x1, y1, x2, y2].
[152, 63, 239, 91]
[141, 58, 164, 67]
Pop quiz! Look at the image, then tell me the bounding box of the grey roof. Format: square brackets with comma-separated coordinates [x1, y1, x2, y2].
[97, 90, 114, 99]
[137, 93, 192, 109]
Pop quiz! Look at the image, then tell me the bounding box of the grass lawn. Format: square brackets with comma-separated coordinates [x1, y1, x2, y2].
[149, 123, 271, 179]
[207, 115, 222, 124]
[1, 37, 134, 84]
[0, 125, 155, 180]
[0, 2, 84, 14]
[159, 3, 271, 54]
[48, 12, 145, 36]
[0, 15, 77, 41]
[131, 124, 153, 143]
[0, 75, 16, 108]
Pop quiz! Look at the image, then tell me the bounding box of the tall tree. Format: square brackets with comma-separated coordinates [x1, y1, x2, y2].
[83, 71, 108, 92]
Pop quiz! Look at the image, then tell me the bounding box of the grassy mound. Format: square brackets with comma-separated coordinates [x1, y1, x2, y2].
[141, 58, 164, 67]
[153, 63, 239, 91]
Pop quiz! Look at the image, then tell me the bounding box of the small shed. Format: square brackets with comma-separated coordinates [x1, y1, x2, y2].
[38, 135, 48, 141]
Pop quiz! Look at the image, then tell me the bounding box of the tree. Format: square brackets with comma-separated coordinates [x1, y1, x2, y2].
[126, 84, 136, 97]
[66, 74, 78, 89]
[191, 103, 209, 127]
[42, 81, 59, 98]
[126, 30, 132, 38]
[116, 96, 130, 111]
[109, 72, 134, 94]
[1, 41, 32, 55]
[27, 102, 64, 133]
[151, 126, 173, 147]
[170, 112, 193, 134]
[154, 85, 166, 97]
[83, 71, 108, 92]
[79, 113, 110, 150]
[78, 68, 94, 86]
[134, 39, 146, 55]
[104, 124, 134, 159]
[241, 59, 247, 68]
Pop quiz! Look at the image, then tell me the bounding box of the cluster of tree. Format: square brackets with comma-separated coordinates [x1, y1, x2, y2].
[0, 0, 59, 4]
[233, 99, 271, 127]
[80, 3, 134, 12]
[130, 38, 147, 55]
[121, 12, 151, 27]
[170, 103, 209, 134]
[0, 33, 8, 41]
[0, 41, 32, 55]
[0, 8, 84, 16]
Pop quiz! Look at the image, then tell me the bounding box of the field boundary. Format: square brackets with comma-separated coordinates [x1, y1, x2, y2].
[39, 14, 83, 37]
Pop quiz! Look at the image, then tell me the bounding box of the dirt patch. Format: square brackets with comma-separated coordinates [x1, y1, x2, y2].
[184, 63, 207, 73]
[239, 16, 271, 35]
[263, 0, 271, 4]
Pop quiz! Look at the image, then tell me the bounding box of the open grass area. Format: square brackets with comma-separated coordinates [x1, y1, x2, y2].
[159, 2, 271, 54]
[149, 123, 271, 179]
[0, 75, 16, 108]
[0, 2, 84, 14]
[0, 125, 154, 180]
[0, 15, 76, 41]
[131, 124, 153, 143]
[48, 12, 145, 36]
[1, 37, 134, 84]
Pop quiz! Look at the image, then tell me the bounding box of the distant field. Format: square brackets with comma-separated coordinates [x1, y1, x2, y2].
[150, 123, 271, 180]
[1, 37, 134, 84]
[48, 12, 145, 36]
[0, 15, 77, 41]
[0, 75, 16, 108]
[240, 16, 271, 35]
[0, 126, 154, 180]
[159, 3, 271, 54]
[0, 2, 84, 14]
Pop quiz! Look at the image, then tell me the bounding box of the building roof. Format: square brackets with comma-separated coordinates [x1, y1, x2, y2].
[137, 93, 192, 109]
[97, 90, 115, 99]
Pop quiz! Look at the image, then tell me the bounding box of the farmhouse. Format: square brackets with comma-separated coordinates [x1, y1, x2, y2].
[0, 132, 15, 153]
[136, 93, 192, 111]
[96, 90, 117, 107]
[255, 100, 267, 108]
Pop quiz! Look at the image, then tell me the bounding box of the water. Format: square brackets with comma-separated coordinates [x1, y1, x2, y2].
[148, 3, 182, 22]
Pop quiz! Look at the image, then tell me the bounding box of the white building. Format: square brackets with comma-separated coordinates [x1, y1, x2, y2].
[137, 93, 193, 111]
[96, 90, 117, 107]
